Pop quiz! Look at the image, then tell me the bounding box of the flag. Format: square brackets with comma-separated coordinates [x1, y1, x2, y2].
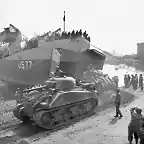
[50, 48, 61, 74]
[51, 48, 60, 63]
[63, 11, 65, 22]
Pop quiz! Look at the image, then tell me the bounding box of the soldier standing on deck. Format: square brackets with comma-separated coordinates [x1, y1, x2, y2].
[114, 88, 123, 118]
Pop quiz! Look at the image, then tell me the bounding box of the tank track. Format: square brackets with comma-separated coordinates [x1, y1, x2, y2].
[31, 98, 98, 129]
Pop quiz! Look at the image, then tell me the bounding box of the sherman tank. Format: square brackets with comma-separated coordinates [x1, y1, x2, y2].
[13, 76, 99, 129]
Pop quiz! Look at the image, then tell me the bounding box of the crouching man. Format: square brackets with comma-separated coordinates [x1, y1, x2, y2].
[128, 107, 143, 144]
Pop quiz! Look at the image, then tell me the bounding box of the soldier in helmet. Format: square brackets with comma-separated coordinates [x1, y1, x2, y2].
[112, 76, 119, 88]
[139, 74, 143, 90]
[128, 107, 143, 144]
[15, 88, 23, 103]
[54, 66, 65, 77]
[114, 88, 123, 118]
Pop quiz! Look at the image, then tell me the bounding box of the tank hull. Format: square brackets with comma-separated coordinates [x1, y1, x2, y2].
[13, 89, 98, 129]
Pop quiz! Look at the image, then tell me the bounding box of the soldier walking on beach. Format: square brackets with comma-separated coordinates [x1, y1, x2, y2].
[114, 88, 123, 118]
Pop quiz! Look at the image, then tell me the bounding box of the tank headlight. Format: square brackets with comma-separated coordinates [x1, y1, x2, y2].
[41, 102, 47, 105]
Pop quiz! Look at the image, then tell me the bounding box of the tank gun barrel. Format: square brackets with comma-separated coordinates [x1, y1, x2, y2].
[23, 85, 49, 93]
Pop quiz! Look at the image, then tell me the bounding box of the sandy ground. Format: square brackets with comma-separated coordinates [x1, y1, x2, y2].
[28, 89, 144, 144]
[0, 87, 142, 144]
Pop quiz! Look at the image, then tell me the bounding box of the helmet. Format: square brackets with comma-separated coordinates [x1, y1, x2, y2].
[135, 107, 142, 114]
[116, 88, 120, 93]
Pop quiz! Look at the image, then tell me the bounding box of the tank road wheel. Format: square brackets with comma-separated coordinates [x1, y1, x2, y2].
[83, 102, 92, 113]
[78, 104, 86, 116]
[70, 106, 80, 118]
[41, 112, 54, 129]
[86, 99, 98, 115]
[63, 111, 72, 122]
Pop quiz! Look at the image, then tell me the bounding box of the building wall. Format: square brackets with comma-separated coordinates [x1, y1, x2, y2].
[137, 43, 144, 60]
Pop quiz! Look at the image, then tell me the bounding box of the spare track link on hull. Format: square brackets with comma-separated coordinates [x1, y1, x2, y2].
[32, 98, 98, 129]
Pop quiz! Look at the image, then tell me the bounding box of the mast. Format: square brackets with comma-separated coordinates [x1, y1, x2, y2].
[63, 11, 66, 32]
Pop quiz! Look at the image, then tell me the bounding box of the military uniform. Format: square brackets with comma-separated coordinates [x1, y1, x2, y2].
[140, 117, 144, 144]
[128, 107, 143, 144]
[139, 74, 143, 90]
[124, 75, 129, 88]
[54, 66, 65, 77]
[114, 89, 123, 118]
[15, 88, 23, 103]
[113, 76, 119, 88]
[135, 74, 138, 89]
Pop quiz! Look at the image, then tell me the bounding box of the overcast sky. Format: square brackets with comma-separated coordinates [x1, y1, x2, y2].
[0, 0, 144, 54]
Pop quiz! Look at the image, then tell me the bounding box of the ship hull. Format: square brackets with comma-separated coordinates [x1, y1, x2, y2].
[0, 59, 52, 85]
[0, 59, 57, 99]
[1, 48, 105, 85]
[0, 47, 105, 99]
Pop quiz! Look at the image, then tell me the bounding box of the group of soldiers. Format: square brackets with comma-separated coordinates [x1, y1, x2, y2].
[60, 30, 91, 42]
[124, 74, 143, 90]
[128, 106, 144, 144]
[114, 88, 144, 144]
[24, 29, 91, 51]
[113, 72, 144, 144]
[53, 69, 144, 144]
